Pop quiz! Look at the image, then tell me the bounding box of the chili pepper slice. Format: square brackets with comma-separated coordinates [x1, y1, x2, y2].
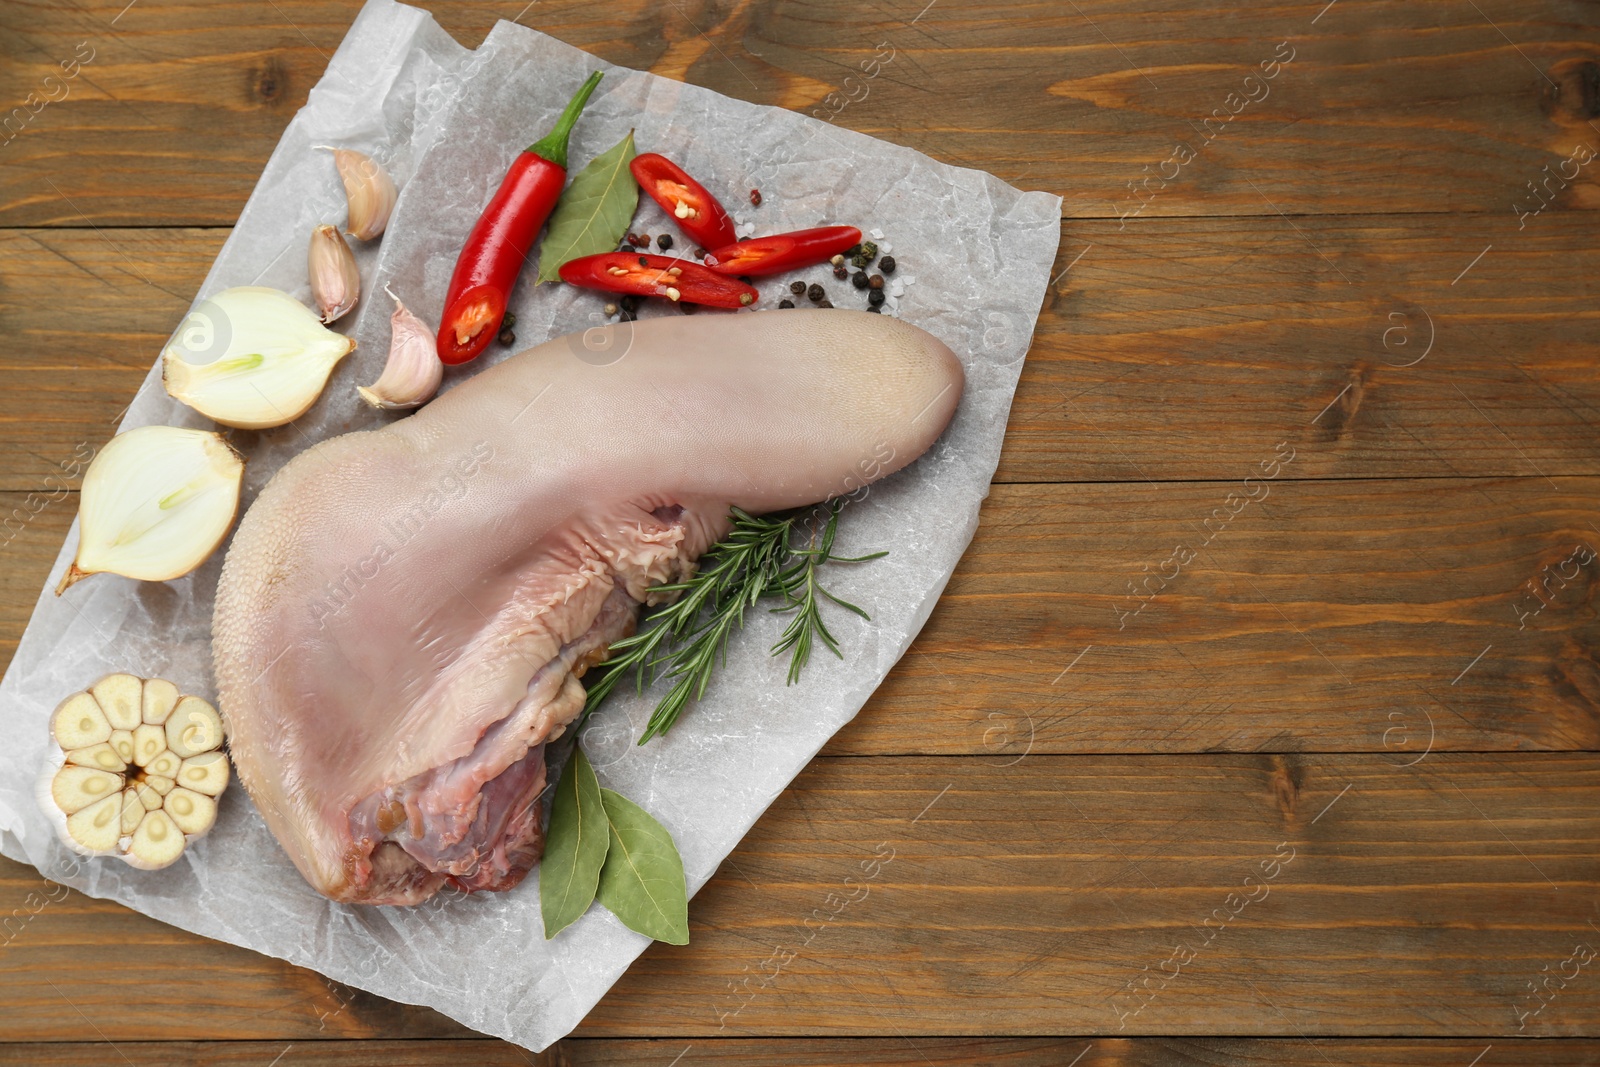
[559, 253, 758, 309]
[701, 225, 861, 277]
[629, 153, 738, 251]
[437, 70, 604, 365]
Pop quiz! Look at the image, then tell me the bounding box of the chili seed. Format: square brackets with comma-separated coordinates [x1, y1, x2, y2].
[779, 299, 795, 308]
[879, 255, 897, 274]
[807, 283, 825, 303]
[867, 289, 886, 307]
[657, 233, 674, 251]
[868, 274, 885, 290]
[498, 327, 516, 345]
[833, 264, 848, 280]
[665, 286, 682, 302]
[750, 188, 763, 207]
[790, 281, 807, 296]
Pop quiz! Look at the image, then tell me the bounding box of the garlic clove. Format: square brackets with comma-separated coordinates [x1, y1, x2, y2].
[163, 787, 217, 836]
[132, 723, 167, 768]
[125, 809, 185, 870]
[166, 696, 224, 758]
[144, 775, 176, 796]
[177, 751, 230, 796]
[68, 794, 125, 853]
[309, 224, 360, 324]
[136, 781, 164, 811]
[52, 766, 123, 815]
[144, 748, 182, 779]
[358, 286, 443, 410]
[65, 743, 127, 774]
[108, 729, 136, 766]
[142, 677, 180, 725]
[162, 286, 356, 430]
[51, 691, 111, 749]
[328, 148, 398, 241]
[92, 673, 144, 730]
[59, 425, 245, 594]
[119, 790, 146, 836]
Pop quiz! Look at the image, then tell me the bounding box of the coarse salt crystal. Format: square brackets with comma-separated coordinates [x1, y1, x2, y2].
[880, 242, 892, 253]
[901, 275, 916, 285]
[869, 228, 885, 240]
[889, 281, 905, 297]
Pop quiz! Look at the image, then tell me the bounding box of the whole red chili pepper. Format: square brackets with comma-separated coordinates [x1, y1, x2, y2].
[436, 70, 604, 365]
[629, 153, 738, 251]
[702, 225, 861, 277]
[559, 252, 758, 308]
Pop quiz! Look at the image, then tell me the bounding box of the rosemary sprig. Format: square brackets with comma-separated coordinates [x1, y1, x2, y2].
[582, 500, 885, 744]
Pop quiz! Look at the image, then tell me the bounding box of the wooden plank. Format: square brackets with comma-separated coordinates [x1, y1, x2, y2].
[4, 474, 1596, 755]
[3, 214, 1599, 492]
[0, 754, 1595, 1040]
[4, 1037, 1599, 1066]
[1, 1, 1597, 225]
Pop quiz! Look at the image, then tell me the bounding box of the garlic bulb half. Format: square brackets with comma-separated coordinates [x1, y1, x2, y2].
[57, 425, 243, 595]
[358, 286, 442, 410]
[38, 674, 230, 870]
[162, 286, 355, 429]
[329, 147, 398, 241]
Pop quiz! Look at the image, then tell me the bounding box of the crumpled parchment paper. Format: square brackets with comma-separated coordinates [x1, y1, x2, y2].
[0, 0, 1061, 1051]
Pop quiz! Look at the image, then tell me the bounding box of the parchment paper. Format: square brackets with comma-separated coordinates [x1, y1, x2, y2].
[0, 0, 1061, 1051]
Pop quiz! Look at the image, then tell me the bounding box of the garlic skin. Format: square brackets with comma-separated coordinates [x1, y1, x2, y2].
[57, 425, 244, 595]
[358, 287, 443, 410]
[309, 223, 360, 324]
[162, 286, 355, 429]
[36, 674, 230, 870]
[330, 148, 398, 240]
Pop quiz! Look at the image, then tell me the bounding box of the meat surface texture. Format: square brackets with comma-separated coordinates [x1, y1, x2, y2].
[212, 309, 963, 905]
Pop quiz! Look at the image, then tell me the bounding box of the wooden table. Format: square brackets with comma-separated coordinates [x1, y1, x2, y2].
[3, 1, 1599, 1063]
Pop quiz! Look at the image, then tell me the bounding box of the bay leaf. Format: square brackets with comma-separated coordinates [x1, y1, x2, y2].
[596, 787, 689, 945]
[536, 129, 638, 283]
[540, 745, 610, 939]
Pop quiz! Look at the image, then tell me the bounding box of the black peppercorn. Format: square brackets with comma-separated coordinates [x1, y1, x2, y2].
[867, 289, 886, 307]
[851, 270, 869, 290]
[879, 255, 896, 274]
[502, 312, 517, 329]
[657, 233, 674, 251]
[692, 246, 707, 259]
[866, 305, 882, 313]
[619, 295, 640, 312]
[498, 327, 516, 345]
[790, 281, 806, 296]
[779, 299, 795, 308]
[818, 299, 834, 309]
[807, 283, 825, 303]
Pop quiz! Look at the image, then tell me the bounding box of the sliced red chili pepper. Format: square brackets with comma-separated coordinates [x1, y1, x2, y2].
[437, 71, 603, 365]
[702, 225, 861, 277]
[629, 153, 737, 250]
[559, 253, 757, 309]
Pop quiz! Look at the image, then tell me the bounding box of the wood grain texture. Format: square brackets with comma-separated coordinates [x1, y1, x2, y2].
[6, 474, 1600, 756]
[1, 755, 1595, 1041]
[4, 1037, 1599, 1066]
[2, 2, 1599, 225]
[3, 213, 1599, 492]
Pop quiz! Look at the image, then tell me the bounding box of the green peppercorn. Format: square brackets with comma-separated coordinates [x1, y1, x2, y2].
[790, 281, 806, 296]
[502, 312, 517, 329]
[879, 255, 897, 274]
[807, 283, 825, 303]
[867, 289, 886, 307]
[849, 241, 879, 269]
